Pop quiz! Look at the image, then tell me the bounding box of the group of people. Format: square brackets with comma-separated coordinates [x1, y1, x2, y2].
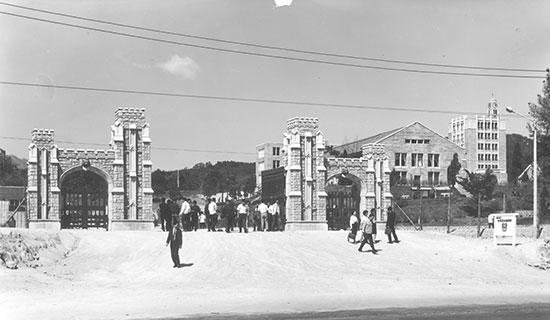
[348, 206, 400, 254]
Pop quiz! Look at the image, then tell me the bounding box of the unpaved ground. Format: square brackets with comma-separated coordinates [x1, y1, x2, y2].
[1, 228, 549, 320]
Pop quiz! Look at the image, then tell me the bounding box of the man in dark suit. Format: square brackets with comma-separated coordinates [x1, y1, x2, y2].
[159, 198, 170, 232]
[385, 206, 399, 243]
[166, 223, 183, 268]
[222, 201, 236, 233]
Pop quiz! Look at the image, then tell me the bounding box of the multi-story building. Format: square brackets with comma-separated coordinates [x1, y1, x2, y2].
[333, 122, 465, 187]
[255, 142, 283, 191]
[449, 96, 507, 183]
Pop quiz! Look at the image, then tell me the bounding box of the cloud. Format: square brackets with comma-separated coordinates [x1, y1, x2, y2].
[157, 55, 199, 79]
[274, 0, 293, 7]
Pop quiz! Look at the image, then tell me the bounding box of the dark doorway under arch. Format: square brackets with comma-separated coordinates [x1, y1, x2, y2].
[326, 174, 361, 230]
[60, 170, 108, 229]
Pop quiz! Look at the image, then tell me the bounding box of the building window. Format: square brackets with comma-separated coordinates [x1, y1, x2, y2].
[9, 199, 19, 211]
[411, 139, 417, 144]
[492, 164, 498, 169]
[427, 154, 439, 167]
[478, 143, 483, 150]
[423, 139, 430, 144]
[413, 175, 421, 187]
[478, 133, 483, 139]
[485, 143, 490, 150]
[405, 139, 410, 143]
[273, 160, 280, 168]
[411, 153, 423, 167]
[395, 153, 407, 167]
[396, 171, 408, 185]
[484, 133, 490, 139]
[492, 133, 498, 139]
[478, 164, 484, 169]
[478, 154, 483, 161]
[492, 144, 498, 151]
[492, 154, 498, 161]
[258, 149, 265, 158]
[485, 121, 490, 130]
[478, 121, 483, 130]
[428, 172, 440, 186]
[272, 147, 280, 156]
[492, 122, 498, 130]
[485, 154, 491, 161]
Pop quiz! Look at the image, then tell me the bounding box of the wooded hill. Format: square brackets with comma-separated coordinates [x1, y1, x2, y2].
[151, 161, 255, 198]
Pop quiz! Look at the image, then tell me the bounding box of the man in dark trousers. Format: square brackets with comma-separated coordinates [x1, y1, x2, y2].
[358, 209, 378, 254]
[190, 200, 200, 232]
[159, 198, 168, 231]
[166, 223, 182, 268]
[223, 201, 235, 233]
[385, 206, 399, 243]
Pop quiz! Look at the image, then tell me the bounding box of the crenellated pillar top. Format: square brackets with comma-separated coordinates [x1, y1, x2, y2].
[31, 128, 55, 149]
[286, 117, 319, 134]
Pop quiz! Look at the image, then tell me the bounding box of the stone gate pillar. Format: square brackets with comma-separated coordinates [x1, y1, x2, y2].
[361, 143, 393, 225]
[109, 108, 154, 230]
[283, 117, 328, 231]
[28, 129, 61, 230]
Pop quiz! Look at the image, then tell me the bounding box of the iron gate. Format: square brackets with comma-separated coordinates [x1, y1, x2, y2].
[61, 192, 108, 229]
[326, 189, 359, 230]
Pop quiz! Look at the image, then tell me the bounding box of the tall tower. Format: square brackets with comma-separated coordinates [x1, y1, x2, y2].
[488, 94, 499, 117]
[283, 117, 328, 231]
[27, 129, 61, 229]
[110, 108, 154, 227]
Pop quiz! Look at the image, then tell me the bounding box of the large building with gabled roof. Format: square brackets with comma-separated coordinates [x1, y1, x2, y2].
[333, 121, 466, 187]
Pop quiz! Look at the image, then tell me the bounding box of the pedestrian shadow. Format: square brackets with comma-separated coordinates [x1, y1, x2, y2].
[361, 249, 383, 254]
[178, 263, 194, 268]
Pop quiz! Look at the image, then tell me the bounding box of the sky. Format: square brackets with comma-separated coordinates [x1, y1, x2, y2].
[1, 0, 549, 170]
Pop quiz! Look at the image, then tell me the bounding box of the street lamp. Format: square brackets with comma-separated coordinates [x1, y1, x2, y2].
[506, 106, 540, 238]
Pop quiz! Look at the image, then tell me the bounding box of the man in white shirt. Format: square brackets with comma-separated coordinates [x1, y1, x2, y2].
[207, 198, 218, 232]
[179, 198, 191, 231]
[268, 200, 280, 231]
[237, 201, 249, 233]
[257, 201, 269, 232]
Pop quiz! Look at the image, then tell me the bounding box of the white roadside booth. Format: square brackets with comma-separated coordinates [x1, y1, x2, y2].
[492, 213, 519, 246]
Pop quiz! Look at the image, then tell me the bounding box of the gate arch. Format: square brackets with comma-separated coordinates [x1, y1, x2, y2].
[325, 171, 362, 230]
[59, 165, 112, 229]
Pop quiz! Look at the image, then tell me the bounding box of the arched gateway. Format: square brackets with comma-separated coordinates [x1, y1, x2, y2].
[27, 108, 154, 231]
[280, 117, 393, 231]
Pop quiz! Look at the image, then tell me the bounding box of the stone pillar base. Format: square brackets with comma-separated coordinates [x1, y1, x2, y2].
[285, 220, 328, 231]
[28, 220, 61, 230]
[110, 220, 154, 231]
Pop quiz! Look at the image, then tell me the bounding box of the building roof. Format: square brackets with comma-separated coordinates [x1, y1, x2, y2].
[336, 127, 402, 150]
[335, 121, 463, 152]
[0, 186, 26, 201]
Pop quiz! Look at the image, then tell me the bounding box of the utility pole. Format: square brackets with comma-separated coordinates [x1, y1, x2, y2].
[534, 129, 540, 238]
[418, 189, 423, 231]
[177, 169, 180, 189]
[477, 193, 481, 237]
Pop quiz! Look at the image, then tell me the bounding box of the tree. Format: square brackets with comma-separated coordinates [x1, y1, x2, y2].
[529, 70, 550, 182]
[508, 142, 524, 183]
[456, 169, 498, 237]
[447, 153, 461, 187]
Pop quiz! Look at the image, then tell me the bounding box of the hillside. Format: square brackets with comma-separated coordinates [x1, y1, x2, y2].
[0, 150, 27, 186]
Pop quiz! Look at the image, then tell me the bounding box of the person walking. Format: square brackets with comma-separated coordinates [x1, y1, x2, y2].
[222, 201, 235, 233]
[358, 209, 378, 254]
[166, 222, 183, 268]
[190, 200, 200, 232]
[268, 200, 280, 231]
[208, 197, 218, 232]
[348, 211, 359, 243]
[385, 206, 400, 243]
[179, 198, 191, 231]
[199, 212, 207, 229]
[159, 198, 170, 232]
[258, 200, 269, 232]
[237, 200, 249, 233]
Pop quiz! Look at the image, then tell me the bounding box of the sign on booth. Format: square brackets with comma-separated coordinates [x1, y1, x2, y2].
[493, 213, 518, 246]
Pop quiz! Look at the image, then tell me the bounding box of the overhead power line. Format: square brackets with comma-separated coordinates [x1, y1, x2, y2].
[0, 136, 256, 155]
[0, 10, 545, 79]
[1, 80, 522, 117]
[0, 1, 544, 74]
